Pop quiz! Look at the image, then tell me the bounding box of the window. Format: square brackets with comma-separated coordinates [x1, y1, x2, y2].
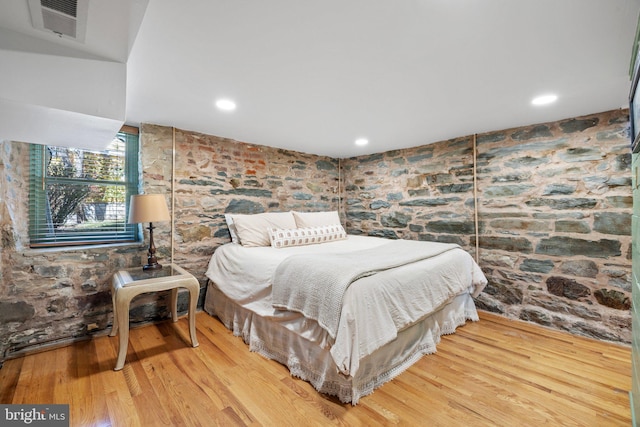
[29, 129, 140, 247]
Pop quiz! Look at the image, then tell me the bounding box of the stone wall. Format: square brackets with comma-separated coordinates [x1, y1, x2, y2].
[343, 135, 476, 245]
[141, 124, 340, 274]
[0, 109, 631, 361]
[343, 109, 632, 343]
[0, 125, 339, 360]
[0, 141, 145, 360]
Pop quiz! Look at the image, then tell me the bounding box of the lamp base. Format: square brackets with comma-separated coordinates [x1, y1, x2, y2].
[142, 221, 163, 271]
[143, 262, 163, 271]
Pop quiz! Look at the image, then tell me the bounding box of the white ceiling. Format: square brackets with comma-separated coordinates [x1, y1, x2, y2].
[1, 0, 639, 158]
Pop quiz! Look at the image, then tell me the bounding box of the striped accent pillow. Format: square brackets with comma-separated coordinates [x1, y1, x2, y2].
[268, 224, 347, 249]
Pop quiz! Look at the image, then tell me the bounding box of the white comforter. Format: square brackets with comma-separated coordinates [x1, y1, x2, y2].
[273, 240, 465, 340]
[205, 235, 487, 376]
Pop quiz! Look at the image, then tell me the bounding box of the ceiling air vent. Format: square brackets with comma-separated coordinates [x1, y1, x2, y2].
[27, 0, 88, 42]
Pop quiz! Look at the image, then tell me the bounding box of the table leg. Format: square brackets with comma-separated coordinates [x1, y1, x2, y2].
[170, 288, 178, 322]
[109, 283, 119, 337]
[188, 284, 199, 348]
[114, 295, 131, 371]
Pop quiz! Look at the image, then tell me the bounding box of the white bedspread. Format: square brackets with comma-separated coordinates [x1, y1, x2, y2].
[272, 240, 462, 340]
[205, 235, 487, 376]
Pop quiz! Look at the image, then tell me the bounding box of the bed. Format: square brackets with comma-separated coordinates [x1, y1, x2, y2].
[203, 211, 487, 404]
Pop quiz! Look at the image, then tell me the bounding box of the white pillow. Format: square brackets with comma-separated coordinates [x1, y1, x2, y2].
[224, 214, 241, 244]
[269, 224, 347, 249]
[231, 212, 297, 247]
[292, 211, 341, 228]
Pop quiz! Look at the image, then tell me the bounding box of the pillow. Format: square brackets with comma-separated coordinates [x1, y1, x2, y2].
[224, 214, 241, 244]
[292, 210, 341, 228]
[269, 224, 347, 249]
[231, 212, 297, 247]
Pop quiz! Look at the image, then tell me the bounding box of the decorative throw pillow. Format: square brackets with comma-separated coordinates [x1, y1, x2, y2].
[269, 224, 347, 249]
[292, 210, 341, 228]
[231, 212, 297, 247]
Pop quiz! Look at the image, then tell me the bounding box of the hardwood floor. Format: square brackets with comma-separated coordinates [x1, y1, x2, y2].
[0, 311, 631, 426]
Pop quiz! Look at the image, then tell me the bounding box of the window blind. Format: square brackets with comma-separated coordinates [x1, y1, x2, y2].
[28, 131, 140, 247]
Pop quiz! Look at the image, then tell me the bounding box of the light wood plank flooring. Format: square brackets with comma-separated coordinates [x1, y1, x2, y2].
[0, 311, 631, 426]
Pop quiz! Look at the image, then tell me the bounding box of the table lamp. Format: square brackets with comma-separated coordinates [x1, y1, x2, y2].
[128, 194, 171, 270]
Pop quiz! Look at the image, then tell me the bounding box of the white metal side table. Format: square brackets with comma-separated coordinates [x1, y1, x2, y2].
[109, 263, 200, 370]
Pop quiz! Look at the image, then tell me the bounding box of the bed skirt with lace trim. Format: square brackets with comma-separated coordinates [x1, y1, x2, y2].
[204, 281, 478, 404]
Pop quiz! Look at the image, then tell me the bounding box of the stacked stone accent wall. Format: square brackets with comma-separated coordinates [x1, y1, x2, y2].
[0, 125, 339, 360]
[0, 109, 631, 360]
[342, 136, 476, 246]
[343, 109, 631, 343]
[0, 141, 144, 360]
[141, 124, 340, 275]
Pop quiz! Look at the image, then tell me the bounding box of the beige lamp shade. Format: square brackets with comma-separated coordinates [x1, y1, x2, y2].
[128, 194, 171, 224]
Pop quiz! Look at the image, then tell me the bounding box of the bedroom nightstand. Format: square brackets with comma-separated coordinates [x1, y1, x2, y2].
[109, 263, 200, 370]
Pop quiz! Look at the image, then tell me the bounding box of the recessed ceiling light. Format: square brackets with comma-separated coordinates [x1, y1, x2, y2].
[355, 138, 369, 146]
[215, 99, 236, 111]
[531, 94, 558, 106]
